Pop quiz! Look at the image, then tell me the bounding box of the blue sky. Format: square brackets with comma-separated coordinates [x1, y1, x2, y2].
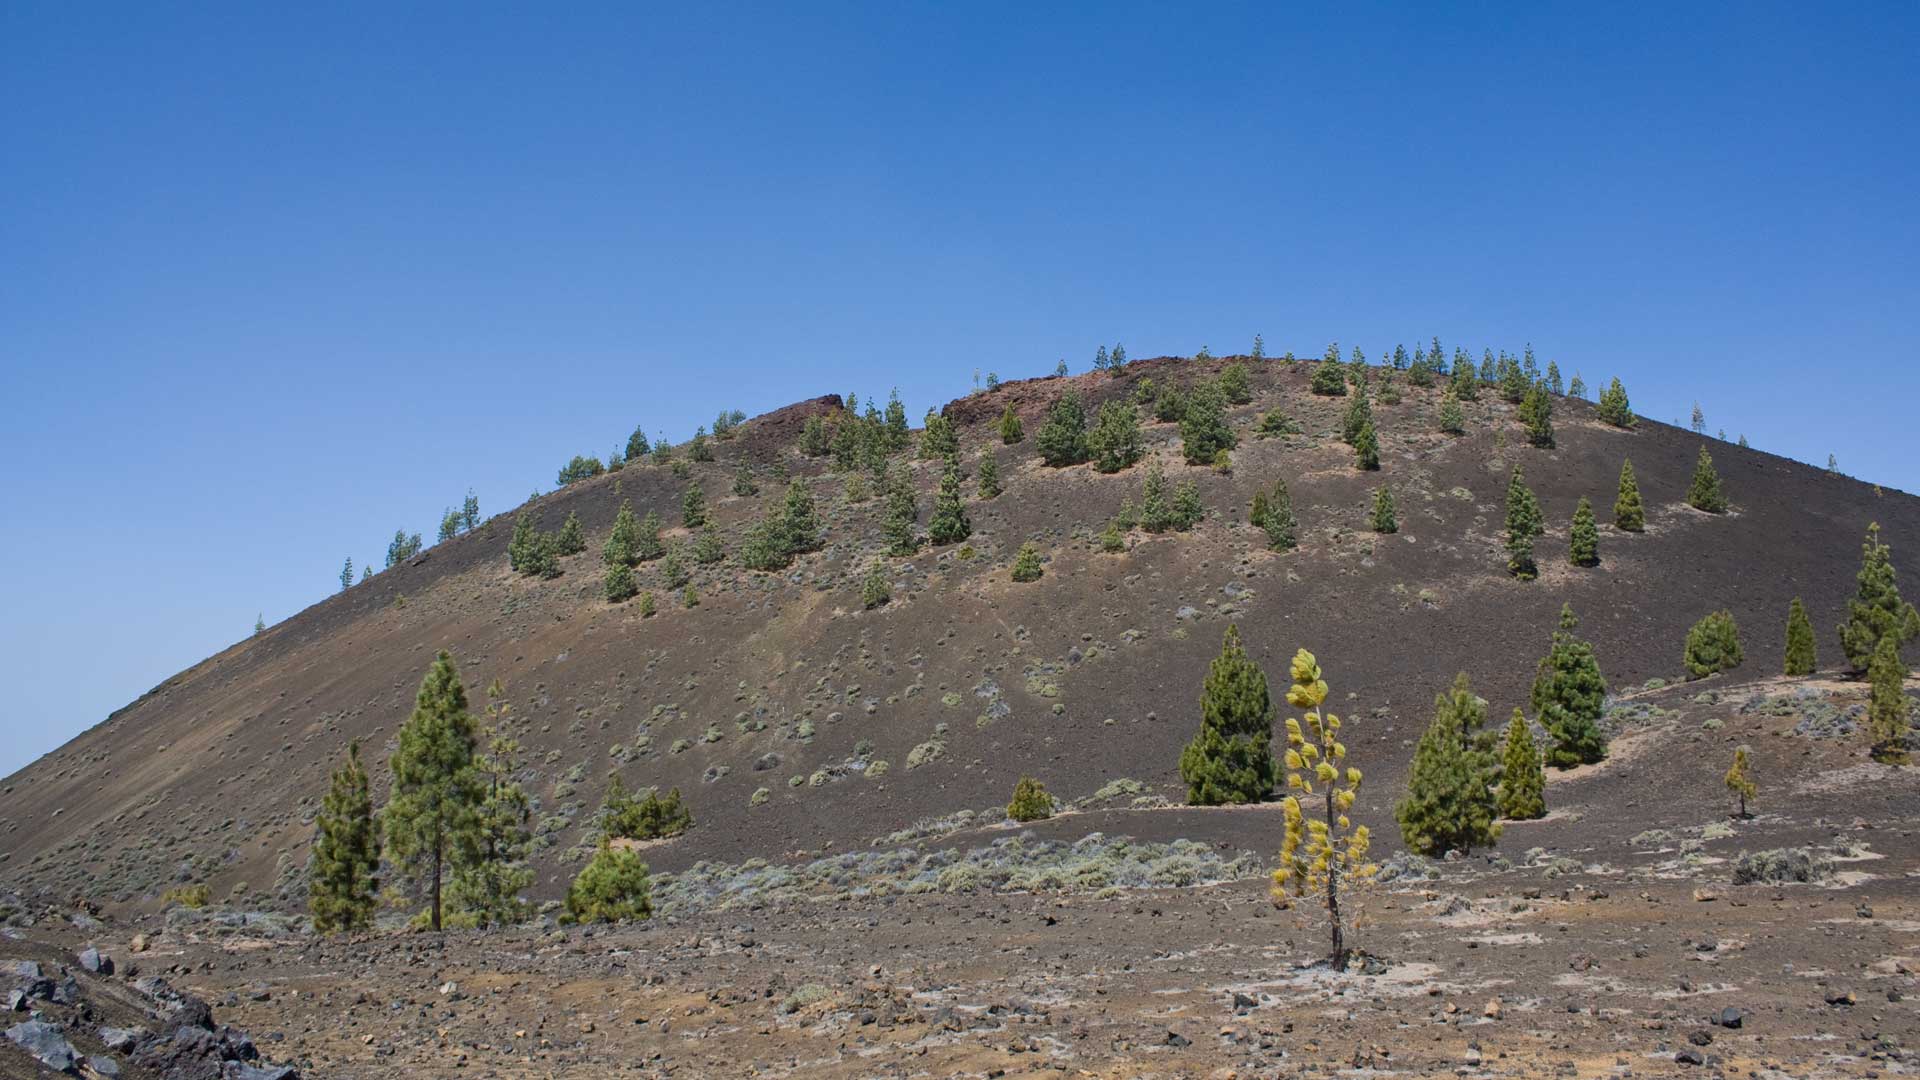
[3, 2, 1917, 777]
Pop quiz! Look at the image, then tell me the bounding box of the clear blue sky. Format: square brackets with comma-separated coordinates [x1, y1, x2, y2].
[3, 2, 1917, 778]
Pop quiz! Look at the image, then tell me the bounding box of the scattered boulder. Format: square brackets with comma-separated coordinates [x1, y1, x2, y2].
[6, 1018, 78, 1073]
[78, 947, 112, 975]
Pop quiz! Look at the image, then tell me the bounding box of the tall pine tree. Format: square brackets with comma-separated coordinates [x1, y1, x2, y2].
[309, 741, 381, 934]
[1532, 604, 1609, 767]
[1505, 468, 1544, 579]
[1868, 635, 1911, 765]
[1569, 496, 1600, 566]
[1839, 522, 1920, 672]
[927, 452, 972, 544]
[1178, 625, 1277, 805]
[384, 651, 484, 931]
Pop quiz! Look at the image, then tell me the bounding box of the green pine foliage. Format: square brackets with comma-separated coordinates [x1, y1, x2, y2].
[1257, 409, 1299, 437]
[638, 591, 656, 617]
[1687, 446, 1729, 513]
[557, 455, 605, 486]
[976, 450, 1001, 498]
[555, 511, 586, 556]
[438, 509, 460, 543]
[563, 841, 652, 924]
[1006, 776, 1054, 822]
[692, 523, 724, 565]
[1217, 362, 1253, 404]
[509, 513, 537, 571]
[661, 544, 689, 589]
[1724, 747, 1757, 817]
[387, 529, 423, 568]
[383, 651, 484, 931]
[919, 411, 958, 459]
[1310, 353, 1347, 396]
[625, 426, 651, 462]
[1450, 360, 1478, 402]
[1504, 468, 1544, 579]
[1153, 383, 1188, 423]
[1683, 610, 1745, 678]
[1341, 384, 1372, 446]
[1569, 497, 1600, 566]
[1138, 462, 1174, 533]
[687, 428, 713, 462]
[927, 453, 972, 545]
[1438, 389, 1466, 434]
[1613, 458, 1645, 531]
[599, 777, 693, 840]
[604, 562, 638, 602]
[340, 556, 354, 591]
[1370, 486, 1397, 534]
[634, 510, 666, 562]
[1784, 598, 1818, 676]
[1519, 382, 1554, 447]
[1250, 478, 1298, 551]
[1010, 542, 1044, 582]
[1839, 522, 1920, 672]
[861, 561, 891, 609]
[1394, 673, 1501, 856]
[1179, 625, 1277, 805]
[309, 741, 381, 934]
[732, 465, 759, 497]
[883, 467, 920, 556]
[1171, 478, 1204, 530]
[799, 414, 832, 457]
[778, 481, 821, 555]
[682, 484, 708, 528]
[1180, 381, 1236, 465]
[1498, 356, 1530, 404]
[1099, 520, 1126, 553]
[999, 404, 1024, 445]
[1353, 418, 1380, 471]
[1036, 391, 1090, 466]
[1089, 400, 1146, 472]
[884, 390, 910, 450]
[1496, 709, 1547, 821]
[1868, 635, 1911, 764]
[447, 729, 533, 928]
[1532, 604, 1609, 768]
[602, 502, 638, 567]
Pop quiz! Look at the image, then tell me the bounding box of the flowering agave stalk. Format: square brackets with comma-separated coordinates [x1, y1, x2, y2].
[1272, 648, 1375, 969]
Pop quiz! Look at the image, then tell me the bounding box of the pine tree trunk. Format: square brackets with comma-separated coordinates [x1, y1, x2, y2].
[430, 821, 443, 932]
[1324, 785, 1346, 970]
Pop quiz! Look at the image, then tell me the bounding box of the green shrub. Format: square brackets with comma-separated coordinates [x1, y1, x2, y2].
[1684, 610, 1744, 678]
[1011, 542, 1044, 582]
[563, 842, 652, 923]
[1006, 776, 1054, 822]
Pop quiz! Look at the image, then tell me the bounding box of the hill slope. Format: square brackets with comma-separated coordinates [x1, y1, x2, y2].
[3, 356, 1915, 914]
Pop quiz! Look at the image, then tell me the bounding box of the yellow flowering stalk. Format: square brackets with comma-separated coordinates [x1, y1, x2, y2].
[1272, 648, 1375, 969]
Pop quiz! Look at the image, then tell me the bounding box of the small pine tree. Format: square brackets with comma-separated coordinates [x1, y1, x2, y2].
[1613, 458, 1645, 532]
[1505, 468, 1544, 579]
[1010, 542, 1044, 582]
[626, 425, 651, 462]
[1568, 496, 1599, 567]
[1395, 673, 1501, 856]
[1006, 776, 1054, 822]
[692, 522, 724, 565]
[1690, 402, 1705, 434]
[1438, 390, 1466, 434]
[1251, 478, 1297, 551]
[883, 467, 919, 556]
[1533, 604, 1609, 768]
[1724, 747, 1757, 818]
[1519, 382, 1554, 447]
[603, 501, 638, 567]
[638, 591, 656, 617]
[1036, 391, 1090, 466]
[447, 728, 533, 928]
[1171, 479, 1204, 530]
[1567, 373, 1586, 400]
[682, 484, 708, 528]
[555, 511, 586, 556]
[778, 481, 821, 555]
[1497, 709, 1546, 820]
[1370, 486, 1397, 534]
[661, 544, 689, 589]
[1545, 360, 1563, 396]
[1272, 649, 1374, 969]
[563, 841, 652, 924]
[604, 562, 638, 602]
[884, 389, 910, 449]
[976, 450, 1001, 498]
[1178, 625, 1277, 805]
[1341, 383, 1372, 446]
[732, 465, 759, 497]
[1684, 610, 1744, 678]
[1218, 362, 1253, 404]
[999, 404, 1024, 445]
[1139, 461, 1175, 533]
[682, 584, 698, 608]
[634, 510, 666, 561]
[927, 453, 972, 545]
[1310, 351, 1348, 396]
[1784, 598, 1817, 676]
[919, 411, 958, 459]
[1180, 382, 1236, 465]
[1089, 399, 1145, 472]
[1687, 446, 1728, 513]
[861, 561, 891, 609]
[1353, 418, 1380, 471]
[1838, 522, 1920, 672]
[1595, 377, 1634, 427]
[1868, 634, 1910, 765]
[340, 556, 354, 591]
[310, 741, 381, 933]
[383, 651, 484, 932]
[799, 414, 832, 457]
[438, 508, 460, 543]
[1099, 520, 1126, 553]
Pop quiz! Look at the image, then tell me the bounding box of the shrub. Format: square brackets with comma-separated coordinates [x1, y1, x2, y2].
[1684, 611, 1744, 678]
[1725, 747, 1756, 817]
[999, 405, 1024, 445]
[563, 842, 652, 924]
[1256, 410, 1298, 437]
[1006, 777, 1054, 822]
[1731, 847, 1829, 885]
[600, 778, 693, 840]
[638, 591, 656, 618]
[861, 562, 891, 609]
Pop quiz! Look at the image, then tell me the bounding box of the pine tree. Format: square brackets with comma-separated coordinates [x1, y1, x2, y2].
[1868, 635, 1910, 764]
[638, 590, 656, 617]
[447, 727, 532, 928]
[1171, 479, 1204, 530]
[309, 741, 381, 933]
[1036, 391, 1090, 466]
[778, 481, 821, 555]
[1272, 649, 1374, 969]
[682, 483, 708, 528]
[1498, 356, 1530, 404]
[999, 404, 1024, 445]
[626, 425, 651, 462]
[1568, 497, 1600, 567]
[1690, 402, 1705, 434]
[661, 544, 689, 589]
[884, 389, 909, 450]
[1310, 349, 1347, 396]
[1353, 418, 1380, 471]
[1178, 625, 1277, 805]
[692, 523, 724, 565]
[883, 467, 919, 556]
[732, 465, 759, 497]
[1519, 382, 1555, 447]
[976, 450, 1001, 498]
[254, 613, 266, 635]
[1395, 673, 1501, 856]
[1451, 358, 1479, 401]
[563, 841, 652, 924]
[1138, 461, 1175, 533]
[1089, 400, 1145, 472]
[1010, 542, 1044, 582]
[1568, 373, 1586, 400]
[634, 510, 666, 562]
[1545, 361, 1563, 396]
[861, 561, 891, 609]
[438, 508, 460, 543]
[1099, 520, 1126, 553]
[1251, 478, 1297, 551]
[1218, 362, 1253, 404]
[1154, 383, 1188, 423]
[1724, 747, 1757, 818]
[1613, 458, 1645, 532]
[928, 453, 972, 545]
[1684, 610, 1744, 678]
[1687, 446, 1728, 513]
[555, 511, 586, 556]
[1839, 522, 1920, 672]
[799, 414, 832, 457]
[1497, 709, 1547, 820]
[1594, 377, 1633, 427]
[604, 562, 638, 603]
[1370, 487, 1397, 534]
[1342, 383, 1372, 446]
[340, 556, 354, 591]
[1251, 333, 1265, 361]
[1438, 389, 1466, 434]
[1784, 598, 1818, 676]
[1533, 604, 1609, 767]
[1006, 776, 1054, 822]
[1505, 467, 1544, 579]
[383, 651, 483, 932]
[603, 501, 638, 567]
[919, 411, 958, 459]
[1180, 381, 1236, 465]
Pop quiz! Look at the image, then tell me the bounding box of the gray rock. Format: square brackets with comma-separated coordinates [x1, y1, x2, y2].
[78, 947, 112, 975]
[99, 1026, 143, 1052]
[6, 1019, 78, 1072]
[223, 1064, 299, 1080]
[89, 1055, 122, 1078]
[1715, 1007, 1743, 1028]
[11, 961, 41, 980]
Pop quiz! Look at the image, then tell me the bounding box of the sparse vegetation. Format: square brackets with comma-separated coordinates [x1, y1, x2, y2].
[563, 841, 652, 924]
